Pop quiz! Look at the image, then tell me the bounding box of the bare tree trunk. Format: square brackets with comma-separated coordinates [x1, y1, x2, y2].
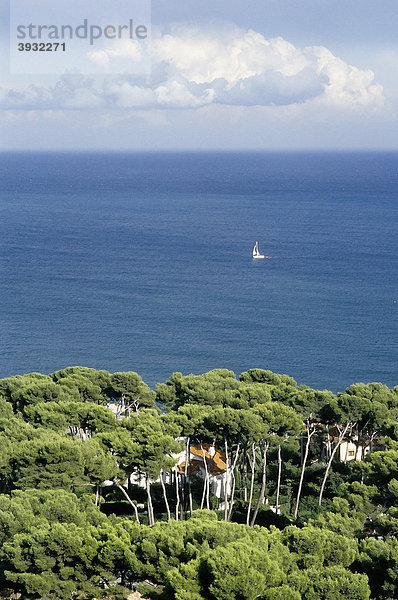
[206, 466, 211, 509]
[188, 478, 193, 516]
[369, 431, 377, 454]
[185, 437, 193, 516]
[293, 423, 316, 520]
[224, 438, 230, 521]
[200, 443, 210, 510]
[184, 437, 190, 477]
[326, 425, 331, 459]
[250, 442, 269, 526]
[318, 422, 350, 506]
[227, 475, 237, 522]
[243, 448, 248, 502]
[300, 433, 304, 464]
[181, 437, 190, 519]
[95, 485, 100, 506]
[246, 443, 256, 526]
[227, 444, 241, 521]
[146, 476, 155, 526]
[174, 467, 180, 521]
[200, 475, 208, 510]
[115, 482, 140, 524]
[275, 444, 282, 514]
[343, 435, 350, 463]
[160, 470, 171, 521]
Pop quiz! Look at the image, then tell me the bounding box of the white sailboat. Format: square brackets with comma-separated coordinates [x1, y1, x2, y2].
[252, 241, 266, 259]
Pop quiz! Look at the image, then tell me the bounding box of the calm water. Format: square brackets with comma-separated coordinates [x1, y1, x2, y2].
[0, 151, 397, 392]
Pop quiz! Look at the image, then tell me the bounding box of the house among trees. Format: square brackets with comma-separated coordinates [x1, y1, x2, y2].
[322, 429, 375, 463]
[175, 443, 229, 499]
[127, 442, 230, 501]
[338, 438, 373, 462]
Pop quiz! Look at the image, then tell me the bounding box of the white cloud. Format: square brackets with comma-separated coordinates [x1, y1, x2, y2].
[0, 25, 384, 112]
[154, 80, 216, 108]
[151, 29, 311, 84]
[107, 82, 156, 107]
[310, 46, 383, 108]
[87, 40, 143, 69]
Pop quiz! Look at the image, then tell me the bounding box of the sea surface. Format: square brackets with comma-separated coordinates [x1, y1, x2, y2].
[0, 151, 397, 392]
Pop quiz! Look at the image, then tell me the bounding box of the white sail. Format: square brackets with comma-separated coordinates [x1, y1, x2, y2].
[252, 241, 265, 259]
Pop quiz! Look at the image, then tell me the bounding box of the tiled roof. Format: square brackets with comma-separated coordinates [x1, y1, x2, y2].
[177, 444, 227, 475]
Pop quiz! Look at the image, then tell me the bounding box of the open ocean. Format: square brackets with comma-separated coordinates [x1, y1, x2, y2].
[0, 151, 397, 392]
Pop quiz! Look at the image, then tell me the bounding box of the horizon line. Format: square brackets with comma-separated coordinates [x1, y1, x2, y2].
[1, 148, 398, 154]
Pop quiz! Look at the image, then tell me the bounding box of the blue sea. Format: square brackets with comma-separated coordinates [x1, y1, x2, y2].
[0, 151, 397, 392]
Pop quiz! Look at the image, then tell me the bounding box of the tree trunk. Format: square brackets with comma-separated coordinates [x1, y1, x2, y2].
[160, 470, 171, 521]
[200, 474, 208, 510]
[227, 444, 241, 521]
[343, 435, 350, 463]
[243, 448, 248, 502]
[174, 467, 180, 521]
[95, 484, 100, 506]
[325, 425, 331, 459]
[181, 437, 190, 520]
[146, 476, 155, 526]
[300, 432, 304, 465]
[293, 423, 316, 520]
[185, 437, 193, 516]
[369, 431, 377, 454]
[250, 442, 269, 526]
[188, 478, 193, 516]
[224, 438, 230, 521]
[318, 422, 350, 506]
[200, 443, 210, 510]
[206, 465, 211, 509]
[275, 444, 282, 514]
[115, 482, 140, 523]
[246, 443, 256, 526]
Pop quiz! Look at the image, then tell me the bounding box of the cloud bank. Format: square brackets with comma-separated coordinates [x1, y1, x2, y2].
[1, 25, 384, 111]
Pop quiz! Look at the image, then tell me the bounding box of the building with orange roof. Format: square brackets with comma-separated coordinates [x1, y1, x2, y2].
[127, 440, 231, 501]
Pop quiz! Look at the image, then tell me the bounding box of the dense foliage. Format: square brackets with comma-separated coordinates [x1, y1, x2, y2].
[0, 366, 397, 600]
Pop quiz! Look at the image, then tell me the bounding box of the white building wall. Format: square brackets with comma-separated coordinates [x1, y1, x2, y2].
[340, 441, 361, 462]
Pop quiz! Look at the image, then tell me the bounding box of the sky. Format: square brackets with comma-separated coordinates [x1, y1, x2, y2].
[1, 0, 398, 150]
